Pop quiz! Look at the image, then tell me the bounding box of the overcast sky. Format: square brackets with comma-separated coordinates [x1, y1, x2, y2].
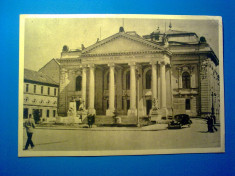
[24, 16, 220, 71]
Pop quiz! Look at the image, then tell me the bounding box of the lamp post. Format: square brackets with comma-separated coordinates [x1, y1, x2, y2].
[211, 91, 216, 123]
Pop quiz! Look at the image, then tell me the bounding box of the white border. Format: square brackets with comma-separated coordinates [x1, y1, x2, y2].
[18, 14, 224, 157]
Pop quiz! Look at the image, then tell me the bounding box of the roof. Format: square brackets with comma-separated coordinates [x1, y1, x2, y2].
[24, 68, 59, 86]
[164, 29, 196, 36]
[82, 31, 166, 54]
[38, 58, 60, 72]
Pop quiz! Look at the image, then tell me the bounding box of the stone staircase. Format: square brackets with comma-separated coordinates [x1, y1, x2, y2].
[82, 115, 151, 126]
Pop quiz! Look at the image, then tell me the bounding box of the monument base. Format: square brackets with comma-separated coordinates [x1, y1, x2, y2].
[88, 108, 96, 115]
[106, 109, 115, 116]
[127, 109, 137, 117]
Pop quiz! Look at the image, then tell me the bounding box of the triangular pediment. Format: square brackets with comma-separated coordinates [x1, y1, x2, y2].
[82, 32, 164, 55]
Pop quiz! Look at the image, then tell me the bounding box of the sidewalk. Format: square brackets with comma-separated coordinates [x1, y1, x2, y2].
[36, 123, 168, 131]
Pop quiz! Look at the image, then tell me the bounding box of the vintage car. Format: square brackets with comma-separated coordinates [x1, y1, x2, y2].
[168, 114, 192, 129]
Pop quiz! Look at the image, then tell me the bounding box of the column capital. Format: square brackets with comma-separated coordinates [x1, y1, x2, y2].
[108, 63, 115, 67]
[128, 62, 136, 67]
[160, 61, 166, 66]
[80, 64, 88, 68]
[150, 61, 159, 66]
[88, 63, 95, 68]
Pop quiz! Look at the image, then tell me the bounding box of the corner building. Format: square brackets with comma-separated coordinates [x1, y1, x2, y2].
[57, 27, 219, 121]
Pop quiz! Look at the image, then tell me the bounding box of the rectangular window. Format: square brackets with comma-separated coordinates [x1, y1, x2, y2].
[54, 88, 56, 96]
[48, 87, 50, 95]
[185, 99, 191, 110]
[34, 85, 36, 93]
[41, 86, 43, 94]
[26, 84, 29, 92]
[47, 110, 50, 117]
[53, 110, 56, 117]
[23, 108, 28, 119]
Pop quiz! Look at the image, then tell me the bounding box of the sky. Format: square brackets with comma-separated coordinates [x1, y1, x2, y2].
[23, 16, 220, 71]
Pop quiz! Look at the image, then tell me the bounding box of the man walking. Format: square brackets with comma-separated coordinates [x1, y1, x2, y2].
[24, 114, 35, 150]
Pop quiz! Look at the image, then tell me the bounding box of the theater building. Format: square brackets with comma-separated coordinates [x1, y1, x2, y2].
[56, 27, 220, 121]
[23, 69, 59, 123]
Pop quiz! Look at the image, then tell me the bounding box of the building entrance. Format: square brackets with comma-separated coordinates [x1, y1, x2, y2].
[146, 100, 152, 115]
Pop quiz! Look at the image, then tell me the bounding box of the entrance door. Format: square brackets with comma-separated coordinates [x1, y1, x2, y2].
[146, 100, 152, 115]
[23, 108, 28, 119]
[33, 109, 40, 124]
[76, 100, 80, 111]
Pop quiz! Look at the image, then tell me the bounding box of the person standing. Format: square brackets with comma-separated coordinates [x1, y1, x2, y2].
[24, 114, 36, 150]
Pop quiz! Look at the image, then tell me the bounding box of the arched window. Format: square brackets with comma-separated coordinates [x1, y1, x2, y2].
[76, 76, 82, 91]
[182, 72, 190, 89]
[146, 70, 152, 89]
[126, 71, 130, 90]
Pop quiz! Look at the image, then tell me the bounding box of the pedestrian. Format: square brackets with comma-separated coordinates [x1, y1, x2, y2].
[24, 114, 36, 150]
[207, 115, 215, 133]
[91, 114, 95, 128]
[88, 114, 92, 128]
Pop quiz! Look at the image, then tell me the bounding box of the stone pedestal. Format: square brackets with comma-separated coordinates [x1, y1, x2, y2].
[128, 109, 137, 117]
[106, 109, 115, 116]
[150, 109, 162, 121]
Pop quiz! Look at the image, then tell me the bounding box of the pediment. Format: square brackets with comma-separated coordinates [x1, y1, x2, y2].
[82, 33, 163, 55]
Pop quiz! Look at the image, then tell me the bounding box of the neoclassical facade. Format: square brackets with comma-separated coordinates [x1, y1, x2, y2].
[56, 27, 220, 120]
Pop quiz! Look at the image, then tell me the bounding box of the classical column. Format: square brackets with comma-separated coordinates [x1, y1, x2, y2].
[151, 61, 158, 105]
[82, 66, 87, 109]
[160, 62, 168, 117]
[160, 62, 166, 109]
[106, 63, 115, 116]
[128, 62, 137, 116]
[88, 64, 96, 115]
[137, 64, 144, 117]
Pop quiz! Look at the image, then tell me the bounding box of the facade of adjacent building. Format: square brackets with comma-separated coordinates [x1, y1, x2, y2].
[23, 69, 59, 123]
[52, 26, 219, 121]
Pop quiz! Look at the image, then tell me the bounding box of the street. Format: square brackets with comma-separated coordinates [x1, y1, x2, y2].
[23, 118, 221, 151]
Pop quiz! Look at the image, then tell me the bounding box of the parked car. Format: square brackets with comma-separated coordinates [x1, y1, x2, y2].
[168, 114, 192, 129]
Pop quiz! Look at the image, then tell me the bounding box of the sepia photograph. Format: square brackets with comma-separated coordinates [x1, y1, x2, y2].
[18, 14, 224, 156]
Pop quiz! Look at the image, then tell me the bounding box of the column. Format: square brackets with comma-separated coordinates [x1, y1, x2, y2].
[128, 62, 137, 116]
[88, 64, 96, 115]
[160, 62, 166, 109]
[160, 62, 168, 117]
[82, 66, 87, 109]
[137, 64, 145, 117]
[151, 61, 158, 106]
[106, 63, 115, 116]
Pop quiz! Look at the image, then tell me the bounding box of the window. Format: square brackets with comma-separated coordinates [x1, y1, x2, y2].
[76, 76, 82, 91]
[53, 110, 56, 117]
[54, 88, 56, 96]
[185, 99, 191, 110]
[41, 86, 43, 94]
[146, 70, 152, 89]
[34, 85, 36, 93]
[26, 84, 29, 92]
[23, 108, 28, 119]
[126, 71, 130, 90]
[48, 87, 50, 95]
[182, 72, 190, 89]
[47, 110, 50, 117]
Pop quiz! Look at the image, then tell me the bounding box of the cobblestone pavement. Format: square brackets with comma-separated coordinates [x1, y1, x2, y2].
[22, 118, 221, 151]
